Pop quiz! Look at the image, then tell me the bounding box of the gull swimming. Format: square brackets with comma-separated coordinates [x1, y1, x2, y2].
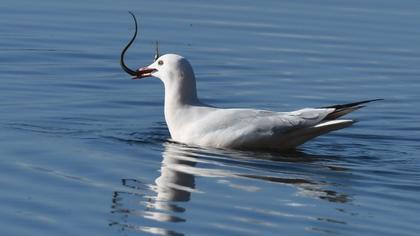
[120, 12, 381, 150]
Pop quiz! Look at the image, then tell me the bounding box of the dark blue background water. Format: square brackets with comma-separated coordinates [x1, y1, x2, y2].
[1, 0, 419, 235]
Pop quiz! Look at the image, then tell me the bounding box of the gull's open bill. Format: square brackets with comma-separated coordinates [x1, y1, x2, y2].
[119, 13, 383, 151]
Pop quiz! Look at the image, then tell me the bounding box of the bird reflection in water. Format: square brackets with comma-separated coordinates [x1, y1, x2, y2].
[109, 142, 196, 236]
[109, 141, 350, 235]
[146, 143, 196, 223]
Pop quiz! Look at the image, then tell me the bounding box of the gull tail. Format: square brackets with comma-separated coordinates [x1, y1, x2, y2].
[280, 99, 382, 150]
[280, 119, 355, 149]
[310, 98, 383, 139]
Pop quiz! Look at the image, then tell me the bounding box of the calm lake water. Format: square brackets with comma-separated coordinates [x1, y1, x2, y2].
[1, 0, 420, 235]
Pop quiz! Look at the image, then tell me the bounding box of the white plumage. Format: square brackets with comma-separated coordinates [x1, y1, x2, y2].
[132, 54, 378, 150]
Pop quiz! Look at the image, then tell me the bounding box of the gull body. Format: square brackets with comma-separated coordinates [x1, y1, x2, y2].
[119, 13, 380, 150]
[135, 54, 376, 150]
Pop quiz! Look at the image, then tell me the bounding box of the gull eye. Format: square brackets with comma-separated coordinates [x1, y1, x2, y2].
[158, 60, 164, 66]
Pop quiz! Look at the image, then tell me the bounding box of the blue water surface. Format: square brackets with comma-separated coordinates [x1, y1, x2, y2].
[1, 0, 420, 235]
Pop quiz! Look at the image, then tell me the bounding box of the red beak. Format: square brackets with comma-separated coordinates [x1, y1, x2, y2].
[133, 67, 157, 80]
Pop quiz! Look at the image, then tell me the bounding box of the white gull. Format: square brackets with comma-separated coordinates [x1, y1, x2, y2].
[120, 13, 381, 150]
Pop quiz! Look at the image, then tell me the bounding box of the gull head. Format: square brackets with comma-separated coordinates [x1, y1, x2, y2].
[136, 54, 195, 85]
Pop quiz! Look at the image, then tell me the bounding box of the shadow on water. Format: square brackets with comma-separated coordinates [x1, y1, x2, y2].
[109, 140, 352, 235]
[102, 122, 170, 146]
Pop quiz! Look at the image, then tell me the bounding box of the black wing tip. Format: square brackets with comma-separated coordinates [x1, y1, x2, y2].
[321, 99, 383, 120]
[361, 98, 384, 103]
[322, 98, 384, 109]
